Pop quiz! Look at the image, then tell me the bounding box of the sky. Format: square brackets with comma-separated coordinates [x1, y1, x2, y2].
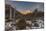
[5, 0, 44, 12]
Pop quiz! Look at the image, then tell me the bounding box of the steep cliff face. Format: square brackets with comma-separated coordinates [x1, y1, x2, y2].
[5, 4, 10, 19]
[5, 4, 16, 22]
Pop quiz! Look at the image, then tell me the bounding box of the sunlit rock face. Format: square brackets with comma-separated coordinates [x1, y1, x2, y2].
[19, 10, 32, 15]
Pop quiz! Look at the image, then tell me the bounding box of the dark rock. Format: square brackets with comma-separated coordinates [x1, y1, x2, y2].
[34, 23, 39, 27]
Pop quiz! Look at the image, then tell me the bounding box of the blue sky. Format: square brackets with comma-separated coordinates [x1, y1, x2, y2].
[5, 1, 44, 12]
